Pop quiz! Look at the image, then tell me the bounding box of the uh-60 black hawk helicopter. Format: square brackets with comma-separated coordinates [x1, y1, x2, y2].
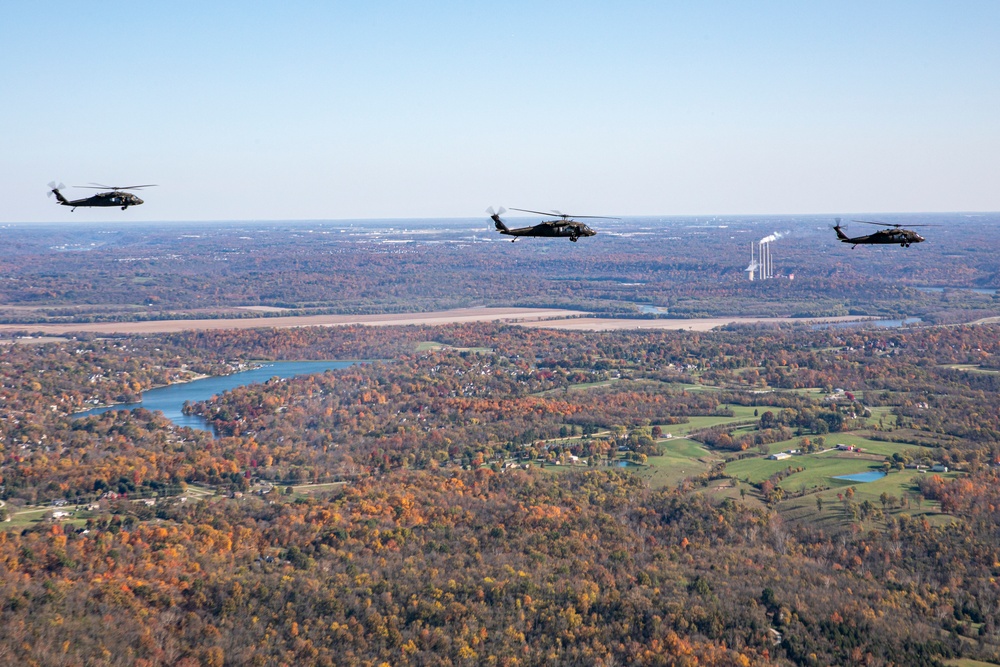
[487, 207, 616, 242]
[48, 182, 156, 211]
[833, 218, 934, 249]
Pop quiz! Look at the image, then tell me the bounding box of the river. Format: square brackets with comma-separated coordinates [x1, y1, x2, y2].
[75, 360, 359, 433]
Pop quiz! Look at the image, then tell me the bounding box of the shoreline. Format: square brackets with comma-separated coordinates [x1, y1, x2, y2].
[72, 371, 214, 415]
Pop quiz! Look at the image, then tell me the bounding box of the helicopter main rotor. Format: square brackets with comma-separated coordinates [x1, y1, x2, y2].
[852, 219, 938, 228]
[74, 183, 158, 191]
[508, 207, 619, 220]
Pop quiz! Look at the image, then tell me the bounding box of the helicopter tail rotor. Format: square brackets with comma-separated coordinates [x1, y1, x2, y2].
[47, 182, 68, 204]
[487, 206, 509, 232]
[831, 218, 851, 242]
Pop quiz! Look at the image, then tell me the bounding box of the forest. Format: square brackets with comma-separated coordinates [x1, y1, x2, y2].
[2, 320, 1000, 665]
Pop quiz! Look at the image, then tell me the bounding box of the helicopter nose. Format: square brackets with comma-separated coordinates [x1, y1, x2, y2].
[915, 234, 924, 243]
[134, 196, 144, 205]
[585, 226, 596, 236]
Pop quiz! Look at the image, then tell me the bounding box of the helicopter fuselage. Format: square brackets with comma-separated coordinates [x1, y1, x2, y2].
[834, 226, 924, 248]
[501, 221, 596, 241]
[51, 188, 144, 211]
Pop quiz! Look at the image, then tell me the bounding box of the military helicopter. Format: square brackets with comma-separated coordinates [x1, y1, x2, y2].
[487, 207, 615, 242]
[48, 182, 156, 211]
[833, 218, 933, 249]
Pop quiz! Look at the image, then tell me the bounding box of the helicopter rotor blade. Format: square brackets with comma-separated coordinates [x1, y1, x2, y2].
[509, 207, 556, 217]
[851, 219, 939, 229]
[509, 207, 619, 220]
[76, 183, 158, 190]
[852, 219, 902, 228]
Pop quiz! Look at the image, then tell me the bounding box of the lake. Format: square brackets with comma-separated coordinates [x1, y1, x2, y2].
[75, 360, 359, 433]
[832, 470, 887, 483]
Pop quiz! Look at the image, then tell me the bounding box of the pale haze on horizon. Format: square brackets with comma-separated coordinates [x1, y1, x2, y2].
[2, 1, 998, 223]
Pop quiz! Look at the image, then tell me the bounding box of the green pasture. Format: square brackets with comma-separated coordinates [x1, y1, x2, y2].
[562, 380, 620, 392]
[3, 505, 90, 530]
[726, 451, 885, 488]
[753, 432, 935, 457]
[778, 468, 961, 530]
[658, 406, 760, 435]
[945, 659, 1000, 667]
[659, 382, 717, 392]
[865, 405, 895, 422]
[637, 438, 721, 488]
[786, 387, 827, 397]
[669, 383, 719, 392]
[818, 433, 935, 456]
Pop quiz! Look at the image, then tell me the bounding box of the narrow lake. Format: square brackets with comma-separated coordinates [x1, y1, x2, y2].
[75, 360, 359, 433]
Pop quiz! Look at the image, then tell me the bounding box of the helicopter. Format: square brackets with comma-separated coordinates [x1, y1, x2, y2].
[48, 182, 156, 211]
[487, 207, 615, 242]
[833, 218, 932, 249]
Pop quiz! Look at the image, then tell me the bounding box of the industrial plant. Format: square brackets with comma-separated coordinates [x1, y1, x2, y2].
[746, 232, 783, 281]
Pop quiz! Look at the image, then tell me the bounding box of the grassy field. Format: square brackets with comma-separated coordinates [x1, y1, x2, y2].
[4, 504, 92, 530]
[658, 406, 760, 436]
[941, 364, 1000, 375]
[638, 438, 722, 488]
[944, 659, 1000, 667]
[290, 482, 346, 495]
[753, 432, 936, 457]
[726, 450, 885, 487]
[415, 341, 493, 353]
[762, 457, 963, 532]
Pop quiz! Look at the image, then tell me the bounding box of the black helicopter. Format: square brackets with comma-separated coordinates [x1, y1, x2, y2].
[833, 218, 932, 249]
[48, 182, 156, 211]
[487, 207, 615, 242]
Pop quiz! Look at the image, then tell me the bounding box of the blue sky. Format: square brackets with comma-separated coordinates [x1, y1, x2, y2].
[2, 1, 998, 222]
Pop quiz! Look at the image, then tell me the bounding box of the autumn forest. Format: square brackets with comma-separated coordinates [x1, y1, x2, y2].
[1, 318, 999, 666]
[3, 217, 1000, 666]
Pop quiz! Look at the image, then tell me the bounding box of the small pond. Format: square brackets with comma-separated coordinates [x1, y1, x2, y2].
[832, 470, 887, 483]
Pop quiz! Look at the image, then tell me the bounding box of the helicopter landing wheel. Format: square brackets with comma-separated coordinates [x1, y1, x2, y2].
[570, 237, 578, 242]
[121, 206, 127, 210]
[900, 243, 905, 247]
